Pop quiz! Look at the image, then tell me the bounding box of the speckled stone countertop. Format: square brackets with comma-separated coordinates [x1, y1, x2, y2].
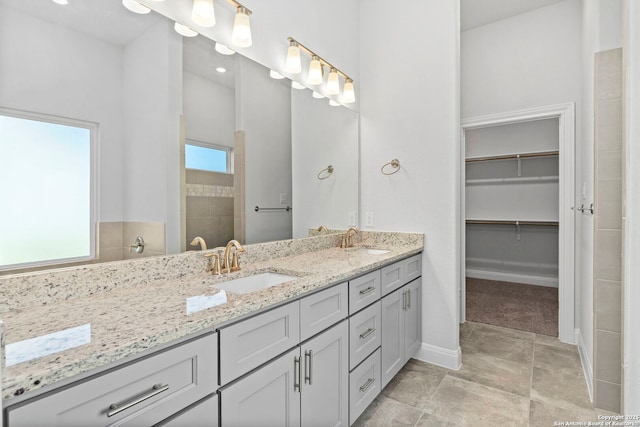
[0, 231, 423, 403]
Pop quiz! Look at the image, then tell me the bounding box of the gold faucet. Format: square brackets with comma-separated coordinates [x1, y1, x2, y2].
[317, 225, 329, 234]
[340, 226, 360, 248]
[190, 236, 207, 251]
[204, 252, 221, 275]
[222, 240, 246, 273]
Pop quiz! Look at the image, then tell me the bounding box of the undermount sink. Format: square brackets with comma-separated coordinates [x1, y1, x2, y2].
[344, 247, 391, 255]
[212, 272, 298, 294]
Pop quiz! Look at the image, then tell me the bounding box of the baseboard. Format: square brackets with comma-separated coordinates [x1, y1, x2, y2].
[577, 329, 594, 402]
[414, 342, 462, 371]
[466, 269, 559, 287]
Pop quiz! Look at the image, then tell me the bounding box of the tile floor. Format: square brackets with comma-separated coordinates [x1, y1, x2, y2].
[354, 321, 610, 427]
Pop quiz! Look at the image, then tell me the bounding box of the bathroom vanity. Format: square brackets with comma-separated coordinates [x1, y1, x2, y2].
[0, 232, 423, 426]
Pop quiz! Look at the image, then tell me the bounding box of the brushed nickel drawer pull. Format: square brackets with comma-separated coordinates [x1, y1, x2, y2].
[304, 350, 313, 385]
[107, 383, 169, 417]
[359, 328, 376, 340]
[359, 378, 375, 393]
[294, 355, 301, 391]
[402, 290, 407, 310]
[407, 289, 411, 309]
[359, 286, 376, 296]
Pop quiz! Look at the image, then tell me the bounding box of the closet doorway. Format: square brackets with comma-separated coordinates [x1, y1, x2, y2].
[460, 104, 575, 344]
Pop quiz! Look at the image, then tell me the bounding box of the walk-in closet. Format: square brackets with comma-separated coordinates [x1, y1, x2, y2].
[464, 118, 560, 336]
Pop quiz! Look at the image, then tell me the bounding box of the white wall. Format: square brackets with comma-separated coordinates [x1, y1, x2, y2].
[183, 71, 235, 147]
[623, 0, 640, 414]
[236, 57, 292, 244]
[291, 90, 359, 236]
[360, 0, 461, 368]
[122, 21, 183, 253]
[0, 5, 124, 222]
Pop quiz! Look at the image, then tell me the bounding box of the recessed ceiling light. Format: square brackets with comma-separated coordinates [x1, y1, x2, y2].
[216, 67, 227, 73]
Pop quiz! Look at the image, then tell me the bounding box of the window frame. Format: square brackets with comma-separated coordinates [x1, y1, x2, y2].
[0, 107, 98, 271]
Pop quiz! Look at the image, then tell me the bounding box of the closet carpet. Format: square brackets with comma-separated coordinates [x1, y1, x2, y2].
[465, 278, 558, 336]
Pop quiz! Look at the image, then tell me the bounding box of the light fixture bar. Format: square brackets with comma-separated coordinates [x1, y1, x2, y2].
[287, 37, 352, 81]
[225, 0, 252, 15]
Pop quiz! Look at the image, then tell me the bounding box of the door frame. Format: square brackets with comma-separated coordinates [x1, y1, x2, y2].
[459, 103, 576, 344]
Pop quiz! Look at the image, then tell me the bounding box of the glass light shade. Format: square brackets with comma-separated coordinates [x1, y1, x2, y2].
[122, 0, 150, 14]
[270, 70, 285, 79]
[174, 22, 198, 37]
[291, 81, 305, 90]
[312, 91, 324, 99]
[308, 56, 323, 85]
[329, 99, 340, 106]
[216, 67, 226, 73]
[326, 68, 340, 95]
[51, 0, 69, 5]
[215, 43, 235, 55]
[342, 78, 355, 104]
[191, 0, 215, 28]
[285, 43, 302, 74]
[232, 7, 252, 48]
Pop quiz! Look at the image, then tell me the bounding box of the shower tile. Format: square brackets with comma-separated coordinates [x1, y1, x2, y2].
[595, 49, 622, 101]
[97, 222, 123, 250]
[596, 150, 622, 180]
[595, 179, 622, 230]
[595, 280, 622, 332]
[594, 381, 621, 414]
[596, 99, 622, 152]
[594, 230, 622, 281]
[595, 330, 621, 384]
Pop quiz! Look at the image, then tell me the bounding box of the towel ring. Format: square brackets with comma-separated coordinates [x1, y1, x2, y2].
[381, 159, 401, 175]
[317, 165, 334, 180]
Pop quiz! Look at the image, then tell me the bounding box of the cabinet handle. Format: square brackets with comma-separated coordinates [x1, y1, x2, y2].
[359, 286, 376, 296]
[107, 383, 169, 417]
[359, 378, 375, 393]
[294, 356, 301, 391]
[407, 288, 411, 309]
[402, 290, 407, 310]
[359, 328, 376, 340]
[304, 350, 313, 385]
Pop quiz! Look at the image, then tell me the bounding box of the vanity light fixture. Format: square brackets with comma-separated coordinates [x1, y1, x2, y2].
[291, 81, 306, 90]
[122, 0, 150, 14]
[270, 70, 285, 79]
[312, 91, 324, 99]
[231, 6, 252, 47]
[329, 99, 340, 107]
[191, 0, 216, 28]
[308, 55, 323, 85]
[215, 42, 235, 55]
[285, 41, 302, 74]
[174, 22, 198, 37]
[286, 37, 355, 104]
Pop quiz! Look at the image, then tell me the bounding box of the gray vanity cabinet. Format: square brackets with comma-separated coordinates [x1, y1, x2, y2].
[381, 278, 422, 388]
[220, 320, 349, 427]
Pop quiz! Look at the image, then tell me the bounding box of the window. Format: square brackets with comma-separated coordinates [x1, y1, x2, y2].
[0, 109, 96, 269]
[185, 141, 232, 173]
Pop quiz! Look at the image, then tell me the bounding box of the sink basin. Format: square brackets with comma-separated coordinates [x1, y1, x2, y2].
[344, 247, 391, 255]
[212, 272, 298, 294]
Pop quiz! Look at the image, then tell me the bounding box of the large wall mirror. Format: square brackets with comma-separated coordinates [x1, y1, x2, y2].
[0, 0, 359, 275]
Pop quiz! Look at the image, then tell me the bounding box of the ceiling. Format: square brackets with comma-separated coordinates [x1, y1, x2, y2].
[460, 0, 565, 31]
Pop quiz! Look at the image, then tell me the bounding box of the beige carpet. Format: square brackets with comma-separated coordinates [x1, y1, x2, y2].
[465, 277, 558, 336]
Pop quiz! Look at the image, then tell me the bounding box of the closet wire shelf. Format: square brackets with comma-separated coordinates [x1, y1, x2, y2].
[465, 219, 559, 227]
[465, 150, 559, 163]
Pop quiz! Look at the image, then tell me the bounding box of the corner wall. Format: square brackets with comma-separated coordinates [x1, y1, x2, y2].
[359, 0, 461, 368]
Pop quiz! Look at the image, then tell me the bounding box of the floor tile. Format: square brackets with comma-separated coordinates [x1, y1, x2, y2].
[382, 366, 447, 409]
[531, 366, 593, 411]
[533, 340, 583, 375]
[451, 348, 532, 397]
[352, 395, 423, 427]
[529, 399, 597, 426]
[415, 413, 460, 427]
[462, 324, 535, 365]
[459, 321, 476, 341]
[426, 376, 529, 427]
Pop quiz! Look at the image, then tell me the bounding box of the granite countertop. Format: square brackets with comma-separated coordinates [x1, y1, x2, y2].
[1, 233, 423, 402]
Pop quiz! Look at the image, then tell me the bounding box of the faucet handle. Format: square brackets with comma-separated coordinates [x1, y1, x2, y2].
[230, 247, 245, 272]
[204, 253, 221, 275]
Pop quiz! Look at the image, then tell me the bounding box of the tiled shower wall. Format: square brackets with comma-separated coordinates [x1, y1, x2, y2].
[185, 169, 234, 250]
[593, 48, 623, 413]
[97, 221, 166, 261]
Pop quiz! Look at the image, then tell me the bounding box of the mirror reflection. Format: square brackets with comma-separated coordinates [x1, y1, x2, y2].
[0, 0, 358, 275]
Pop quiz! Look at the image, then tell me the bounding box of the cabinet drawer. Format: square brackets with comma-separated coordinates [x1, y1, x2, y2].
[348, 270, 381, 314]
[300, 282, 348, 341]
[156, 393, 218, 426]
[219, 301, 300, 385]
[7, 334, 217, 427]
[381, 254, 421, 296]
[349, 348, 381, 426]
[349, 301, 381, 370]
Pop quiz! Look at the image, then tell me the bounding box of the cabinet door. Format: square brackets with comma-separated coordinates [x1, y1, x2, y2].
[403, 278, 422, 363]
[155, 394, 218, 427]
[300, 321, 349, 427]
[220, 347, 301, 427]
[300, 282, 348, 341]
[380, 288, 403, 388]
